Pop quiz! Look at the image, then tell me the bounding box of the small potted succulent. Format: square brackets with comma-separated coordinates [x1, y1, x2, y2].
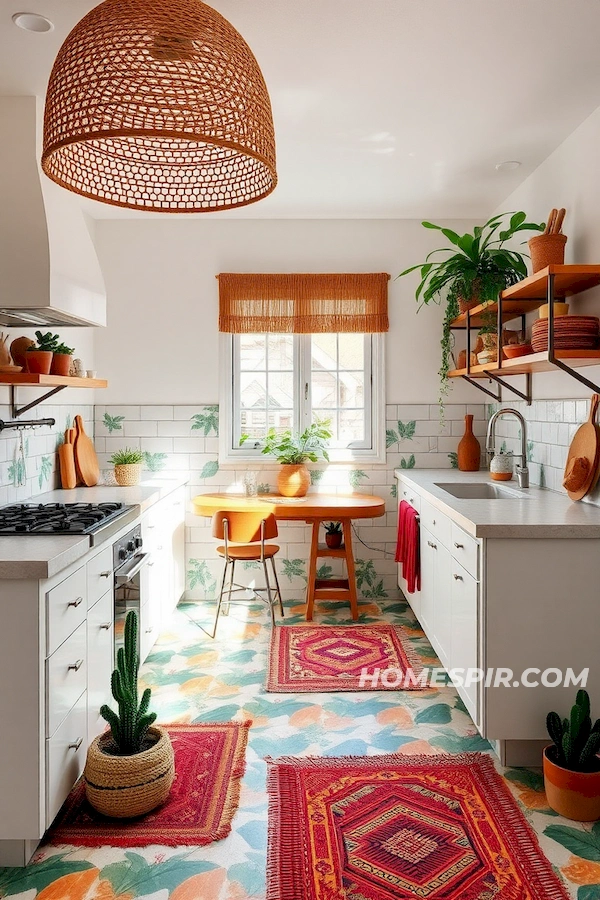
[261, 419, 332, 497]
[109, 447, 145, 486]
[26, 330, 59, 375]
[544, 689, 600, 821]
[50, 341, 75, 376]
[324, 521, 343, 549]
[84, 611, 174, 818]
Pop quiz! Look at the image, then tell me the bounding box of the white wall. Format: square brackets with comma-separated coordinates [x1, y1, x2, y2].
[94, 218, 475, 405]
[496, 103, 600, 398]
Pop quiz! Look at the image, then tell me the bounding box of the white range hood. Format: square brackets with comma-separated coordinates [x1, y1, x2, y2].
[0, 96, 106, 328]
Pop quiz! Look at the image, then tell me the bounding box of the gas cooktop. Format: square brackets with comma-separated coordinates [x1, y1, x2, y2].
[0, 502, 139, 545]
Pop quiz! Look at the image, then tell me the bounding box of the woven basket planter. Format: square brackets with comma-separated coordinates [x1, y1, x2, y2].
[84, 726, 175, 818]
[528, 234, 567, 273]
[114, 463, 143, 486]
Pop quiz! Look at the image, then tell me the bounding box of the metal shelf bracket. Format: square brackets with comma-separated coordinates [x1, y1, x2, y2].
[10, 384, 67, 418]
[461, 375, 501, 403]
[482, 371, 532, 405]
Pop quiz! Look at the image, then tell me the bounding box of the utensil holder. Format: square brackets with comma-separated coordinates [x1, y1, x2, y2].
[528, 234, 567, 273]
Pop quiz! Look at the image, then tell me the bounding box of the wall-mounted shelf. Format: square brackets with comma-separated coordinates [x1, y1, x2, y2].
[449, 265, 600, 404]
[0, 373, 108, 417]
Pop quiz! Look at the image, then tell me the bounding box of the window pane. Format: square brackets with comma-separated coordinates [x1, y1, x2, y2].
[240, 372, 266, 408]
[311, 334, 337, 370]
[339, 371, 364, 408]
[338, 333, 364, 370]
[267, 334, 294, 369]
[339, 409, 365, 443]
[311, 369, 338, 408]
[240, 334, 266, 370]
[241, 409, 266, 440]
[267, 409, 294, 431]
[313, 410, 338, 442]
[268, 371, 294, 408]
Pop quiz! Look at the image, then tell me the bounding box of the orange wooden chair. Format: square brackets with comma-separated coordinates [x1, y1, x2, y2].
[210, 509, 284, 637]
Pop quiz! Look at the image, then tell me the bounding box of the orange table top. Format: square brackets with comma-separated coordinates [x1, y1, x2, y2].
[192, 492, 386, 521]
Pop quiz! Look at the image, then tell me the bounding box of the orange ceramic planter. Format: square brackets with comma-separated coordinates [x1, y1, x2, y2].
[277, 464, 310, 497]
[543, 746, 600, 821]
[26, 350, 53, 375]
[50, 353, 72, 376]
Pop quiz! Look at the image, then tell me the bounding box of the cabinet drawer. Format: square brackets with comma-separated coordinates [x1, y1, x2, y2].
[397, 481, 421, 513]
[46, 691, 87, 828]
[87, 590, 114, 742]
[420, 499, 452, 549]
[46, 566, 87, 656]
[87, 546, 113, 608]
[451, 523, 479, 579]
[46, 621, 87, 737]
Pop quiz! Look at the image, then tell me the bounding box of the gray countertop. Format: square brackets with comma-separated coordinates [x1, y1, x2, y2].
[0, 475, 187, 580]
[394, 468, 600, 538]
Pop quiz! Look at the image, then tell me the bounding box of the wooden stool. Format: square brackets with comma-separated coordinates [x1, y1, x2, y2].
[306, 518, 358, 621]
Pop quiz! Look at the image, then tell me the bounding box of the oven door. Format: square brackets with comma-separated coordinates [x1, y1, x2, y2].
[114, 552, 150, 659]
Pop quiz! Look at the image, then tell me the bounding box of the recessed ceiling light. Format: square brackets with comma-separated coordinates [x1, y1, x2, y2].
[12, 12, 54, 32]
[495, 160, 521, 172]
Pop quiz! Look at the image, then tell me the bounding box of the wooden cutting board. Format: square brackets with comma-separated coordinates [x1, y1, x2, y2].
[563, 394, 600, 501]
[73, 415, 100, 487]
[58, 428, 77, 490]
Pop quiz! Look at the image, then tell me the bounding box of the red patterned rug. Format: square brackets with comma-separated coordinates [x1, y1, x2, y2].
[46, 722, 250, 847]
[266, 623, 424, 692]
[267, 753, 570, 900]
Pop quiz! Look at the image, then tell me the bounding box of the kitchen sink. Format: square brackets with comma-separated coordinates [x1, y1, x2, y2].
[434, 482, 530, 500]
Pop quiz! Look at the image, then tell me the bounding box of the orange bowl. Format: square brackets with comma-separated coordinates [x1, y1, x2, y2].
[503, 344, 532, 359]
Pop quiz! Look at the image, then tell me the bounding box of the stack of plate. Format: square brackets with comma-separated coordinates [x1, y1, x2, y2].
[531, 315, 600, 352]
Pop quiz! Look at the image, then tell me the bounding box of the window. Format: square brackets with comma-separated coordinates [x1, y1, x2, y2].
[220, 331, 385, 463]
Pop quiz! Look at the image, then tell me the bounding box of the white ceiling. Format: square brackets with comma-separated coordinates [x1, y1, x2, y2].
[2, 0, 600, 220]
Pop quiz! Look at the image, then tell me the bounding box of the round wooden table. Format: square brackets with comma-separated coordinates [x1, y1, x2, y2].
[192, 492, 386, 620]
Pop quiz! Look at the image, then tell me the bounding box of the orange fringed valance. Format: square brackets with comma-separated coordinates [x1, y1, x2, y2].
[217, 273, 390, 334]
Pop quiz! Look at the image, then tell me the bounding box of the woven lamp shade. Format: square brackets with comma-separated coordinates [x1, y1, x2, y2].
[41, 0, 277, 212]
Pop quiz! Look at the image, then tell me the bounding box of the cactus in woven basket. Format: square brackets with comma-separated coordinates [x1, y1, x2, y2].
[100, 610, 157, 755]
[546, 689, 600, 772]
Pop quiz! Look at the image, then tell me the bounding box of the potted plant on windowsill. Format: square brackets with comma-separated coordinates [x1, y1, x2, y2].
[262, 419, 332, 497]
[544, 689, 600, 821]
[397, 212, 544, 414]
[26, 330, 59, 375]
[324, 521, 343, 549]
[50, 341, 75, 376]
[84, 610, 174, 818]
[109, 447, 145, 486]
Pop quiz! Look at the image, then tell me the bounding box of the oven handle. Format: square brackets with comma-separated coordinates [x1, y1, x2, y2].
[115, 552, 150, 584]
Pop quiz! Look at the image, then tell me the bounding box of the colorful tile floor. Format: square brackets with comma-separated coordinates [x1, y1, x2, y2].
[1, 597, 599, 900]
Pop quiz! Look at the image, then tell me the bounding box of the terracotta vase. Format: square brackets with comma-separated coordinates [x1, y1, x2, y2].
[325, 531, 343, 549]
[457, 414, 481, 472]
[10, 337, 35, 370]
[26, 350, 53, 375]
[277, 464, 310, 497]
[50, 353, 72, 376]
[543, 746, 600, 821]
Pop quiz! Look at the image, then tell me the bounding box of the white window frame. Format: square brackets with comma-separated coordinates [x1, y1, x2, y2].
[219, 332, 385, 465]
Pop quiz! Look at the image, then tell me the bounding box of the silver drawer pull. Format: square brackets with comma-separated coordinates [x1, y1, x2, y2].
[147, 524, 156, 529]
[454, 542, 464, 549]
[427, 540, 437, 549]
[68, 596, 83, 608]
[453, 573, 463, 581]
[100, 571, 111, 578]
[99, 622, 112, 631]
[145, 627, 153, 633]
[432, 519, 436, 525]
[68, 737, 83, 751]
[68, 659, 84, 672]
[148, 561, 155, 567]
[157, 545, 163, 551]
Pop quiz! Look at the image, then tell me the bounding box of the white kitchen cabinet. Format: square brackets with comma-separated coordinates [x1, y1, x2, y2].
[419, 526, 451, 670]
[418, 527, 435, 634]
[87, 590, 114, 741]
[450, 559, 479, 724]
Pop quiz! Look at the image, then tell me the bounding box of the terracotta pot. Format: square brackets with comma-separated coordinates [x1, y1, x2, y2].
[277, 464, 310, 497]
[457, 414, 481, 472]
[114, 463, 143, 486]
[26, 350, 53, 375]
[84, 725, 175, 818]
[50, 353, 72, 376]
[529, 233, 567, 273]
[458, 297, 479, 314]
[543, 745, 600, 821]
[325, 531, 343, 549]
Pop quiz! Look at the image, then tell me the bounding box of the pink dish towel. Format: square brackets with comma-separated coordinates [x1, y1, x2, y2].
[395, 500, 420, 594]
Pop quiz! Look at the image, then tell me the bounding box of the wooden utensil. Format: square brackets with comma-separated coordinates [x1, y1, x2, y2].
[58, 436, 77, 490]
[544, 208, 558, 234]
[73, 414, 100, 487]
[563, 394, 600, 500]
[554, 207, 566, 234]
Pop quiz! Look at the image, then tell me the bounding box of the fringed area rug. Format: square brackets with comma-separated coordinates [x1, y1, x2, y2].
[266, 753, 570, 900]
[47, 722, 250, 848]
[266, 623, 423, 692]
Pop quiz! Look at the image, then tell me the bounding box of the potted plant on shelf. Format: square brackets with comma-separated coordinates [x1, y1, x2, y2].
[84, 610, 174, 818]
[476, 309, 498, 365]
[50, 341, 75, 376]
[109, 447, 145, 486]
[26, 330, 59, 375]
[398, 212, 544, 413]
[544, 689, 600, 821]
[324, 521, 343, 549]
[262, 419, 332, 497]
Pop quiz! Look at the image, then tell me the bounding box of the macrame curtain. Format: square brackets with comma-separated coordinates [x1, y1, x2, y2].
[217, 273, 390, 334]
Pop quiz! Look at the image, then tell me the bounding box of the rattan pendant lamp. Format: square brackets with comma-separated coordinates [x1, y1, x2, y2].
[41, 0, 277, 212]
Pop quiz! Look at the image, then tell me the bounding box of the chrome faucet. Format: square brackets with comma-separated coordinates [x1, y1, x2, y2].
[486, 408, 529, 488]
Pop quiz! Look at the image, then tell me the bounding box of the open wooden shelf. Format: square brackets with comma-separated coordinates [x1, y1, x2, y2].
[449, 350, 600, 379]
[0, 374, 107, 388]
